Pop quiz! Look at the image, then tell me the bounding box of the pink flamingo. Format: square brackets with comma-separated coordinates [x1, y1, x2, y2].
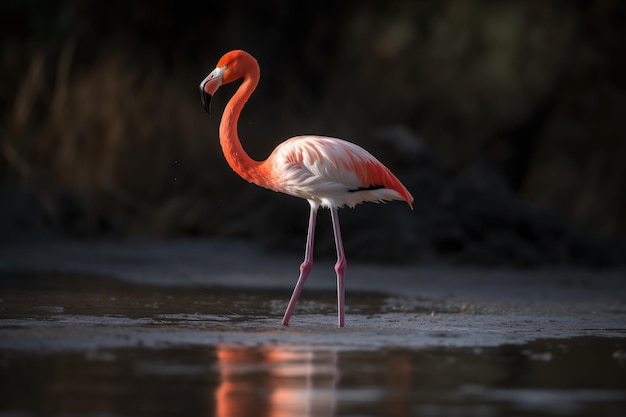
[200, 50, 413, 327]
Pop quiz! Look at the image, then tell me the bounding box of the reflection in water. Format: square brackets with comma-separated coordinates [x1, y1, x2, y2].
[2, 270, 624, 415]
[0, 338, 624, 416]
[213, 344, 414, 417]
[215, 345, 339, 417]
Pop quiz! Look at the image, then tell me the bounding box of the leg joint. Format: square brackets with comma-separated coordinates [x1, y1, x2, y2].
[334, 258, 346, 275]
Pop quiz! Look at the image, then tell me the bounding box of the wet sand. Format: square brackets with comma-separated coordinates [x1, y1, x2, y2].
[1, 238, 624, 350]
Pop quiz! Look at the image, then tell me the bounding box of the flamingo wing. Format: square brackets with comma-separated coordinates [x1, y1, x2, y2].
[264, 136, 413, 209]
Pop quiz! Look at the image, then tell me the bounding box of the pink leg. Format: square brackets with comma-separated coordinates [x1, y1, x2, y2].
[282, 205, 317, 326]
[330, 207, 346, 328]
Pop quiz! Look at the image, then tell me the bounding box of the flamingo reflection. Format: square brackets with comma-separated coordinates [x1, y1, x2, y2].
[215, 345, 338, 417]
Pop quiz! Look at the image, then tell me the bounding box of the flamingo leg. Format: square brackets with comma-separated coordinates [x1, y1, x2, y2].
[282, 205, 318, 326]
[330, 207, 346, 328]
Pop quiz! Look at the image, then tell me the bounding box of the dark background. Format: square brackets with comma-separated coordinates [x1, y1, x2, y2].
[1, 0, 625, 267]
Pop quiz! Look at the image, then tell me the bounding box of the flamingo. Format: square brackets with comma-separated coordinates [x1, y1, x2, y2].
[200, 50, 413, 327]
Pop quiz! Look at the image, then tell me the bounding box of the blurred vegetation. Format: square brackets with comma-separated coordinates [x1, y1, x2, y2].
[1, 1, 625, 261]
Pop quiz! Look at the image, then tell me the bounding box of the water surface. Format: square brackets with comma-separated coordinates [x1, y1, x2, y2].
[1, 249, 625, 417]
[1, 337, 624, 416]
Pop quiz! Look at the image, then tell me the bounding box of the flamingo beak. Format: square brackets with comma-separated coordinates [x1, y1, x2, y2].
[200, 81, 212, 114]
[199, 66, 224, 114]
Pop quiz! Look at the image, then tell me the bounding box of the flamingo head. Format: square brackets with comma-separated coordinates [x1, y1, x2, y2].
[199, 50, 259, 114]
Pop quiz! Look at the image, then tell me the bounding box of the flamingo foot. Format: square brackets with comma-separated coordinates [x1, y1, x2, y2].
[330, 207, 347, 328]
[282, 260, 312, 326]
[335, 258, 346, 328]
[282, 204, 317, 327]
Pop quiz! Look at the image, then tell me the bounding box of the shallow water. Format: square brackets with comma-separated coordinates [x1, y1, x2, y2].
[1, 337, 625, 416]
[1, 266, 625, 416]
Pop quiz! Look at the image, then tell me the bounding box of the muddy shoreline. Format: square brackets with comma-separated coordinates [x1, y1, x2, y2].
[1, 238, 624, 352]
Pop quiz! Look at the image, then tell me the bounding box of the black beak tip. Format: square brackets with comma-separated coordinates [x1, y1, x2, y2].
[200, 90, 212, 114]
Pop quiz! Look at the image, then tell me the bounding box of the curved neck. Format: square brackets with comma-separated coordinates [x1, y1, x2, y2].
[219, 66, 263, 183]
